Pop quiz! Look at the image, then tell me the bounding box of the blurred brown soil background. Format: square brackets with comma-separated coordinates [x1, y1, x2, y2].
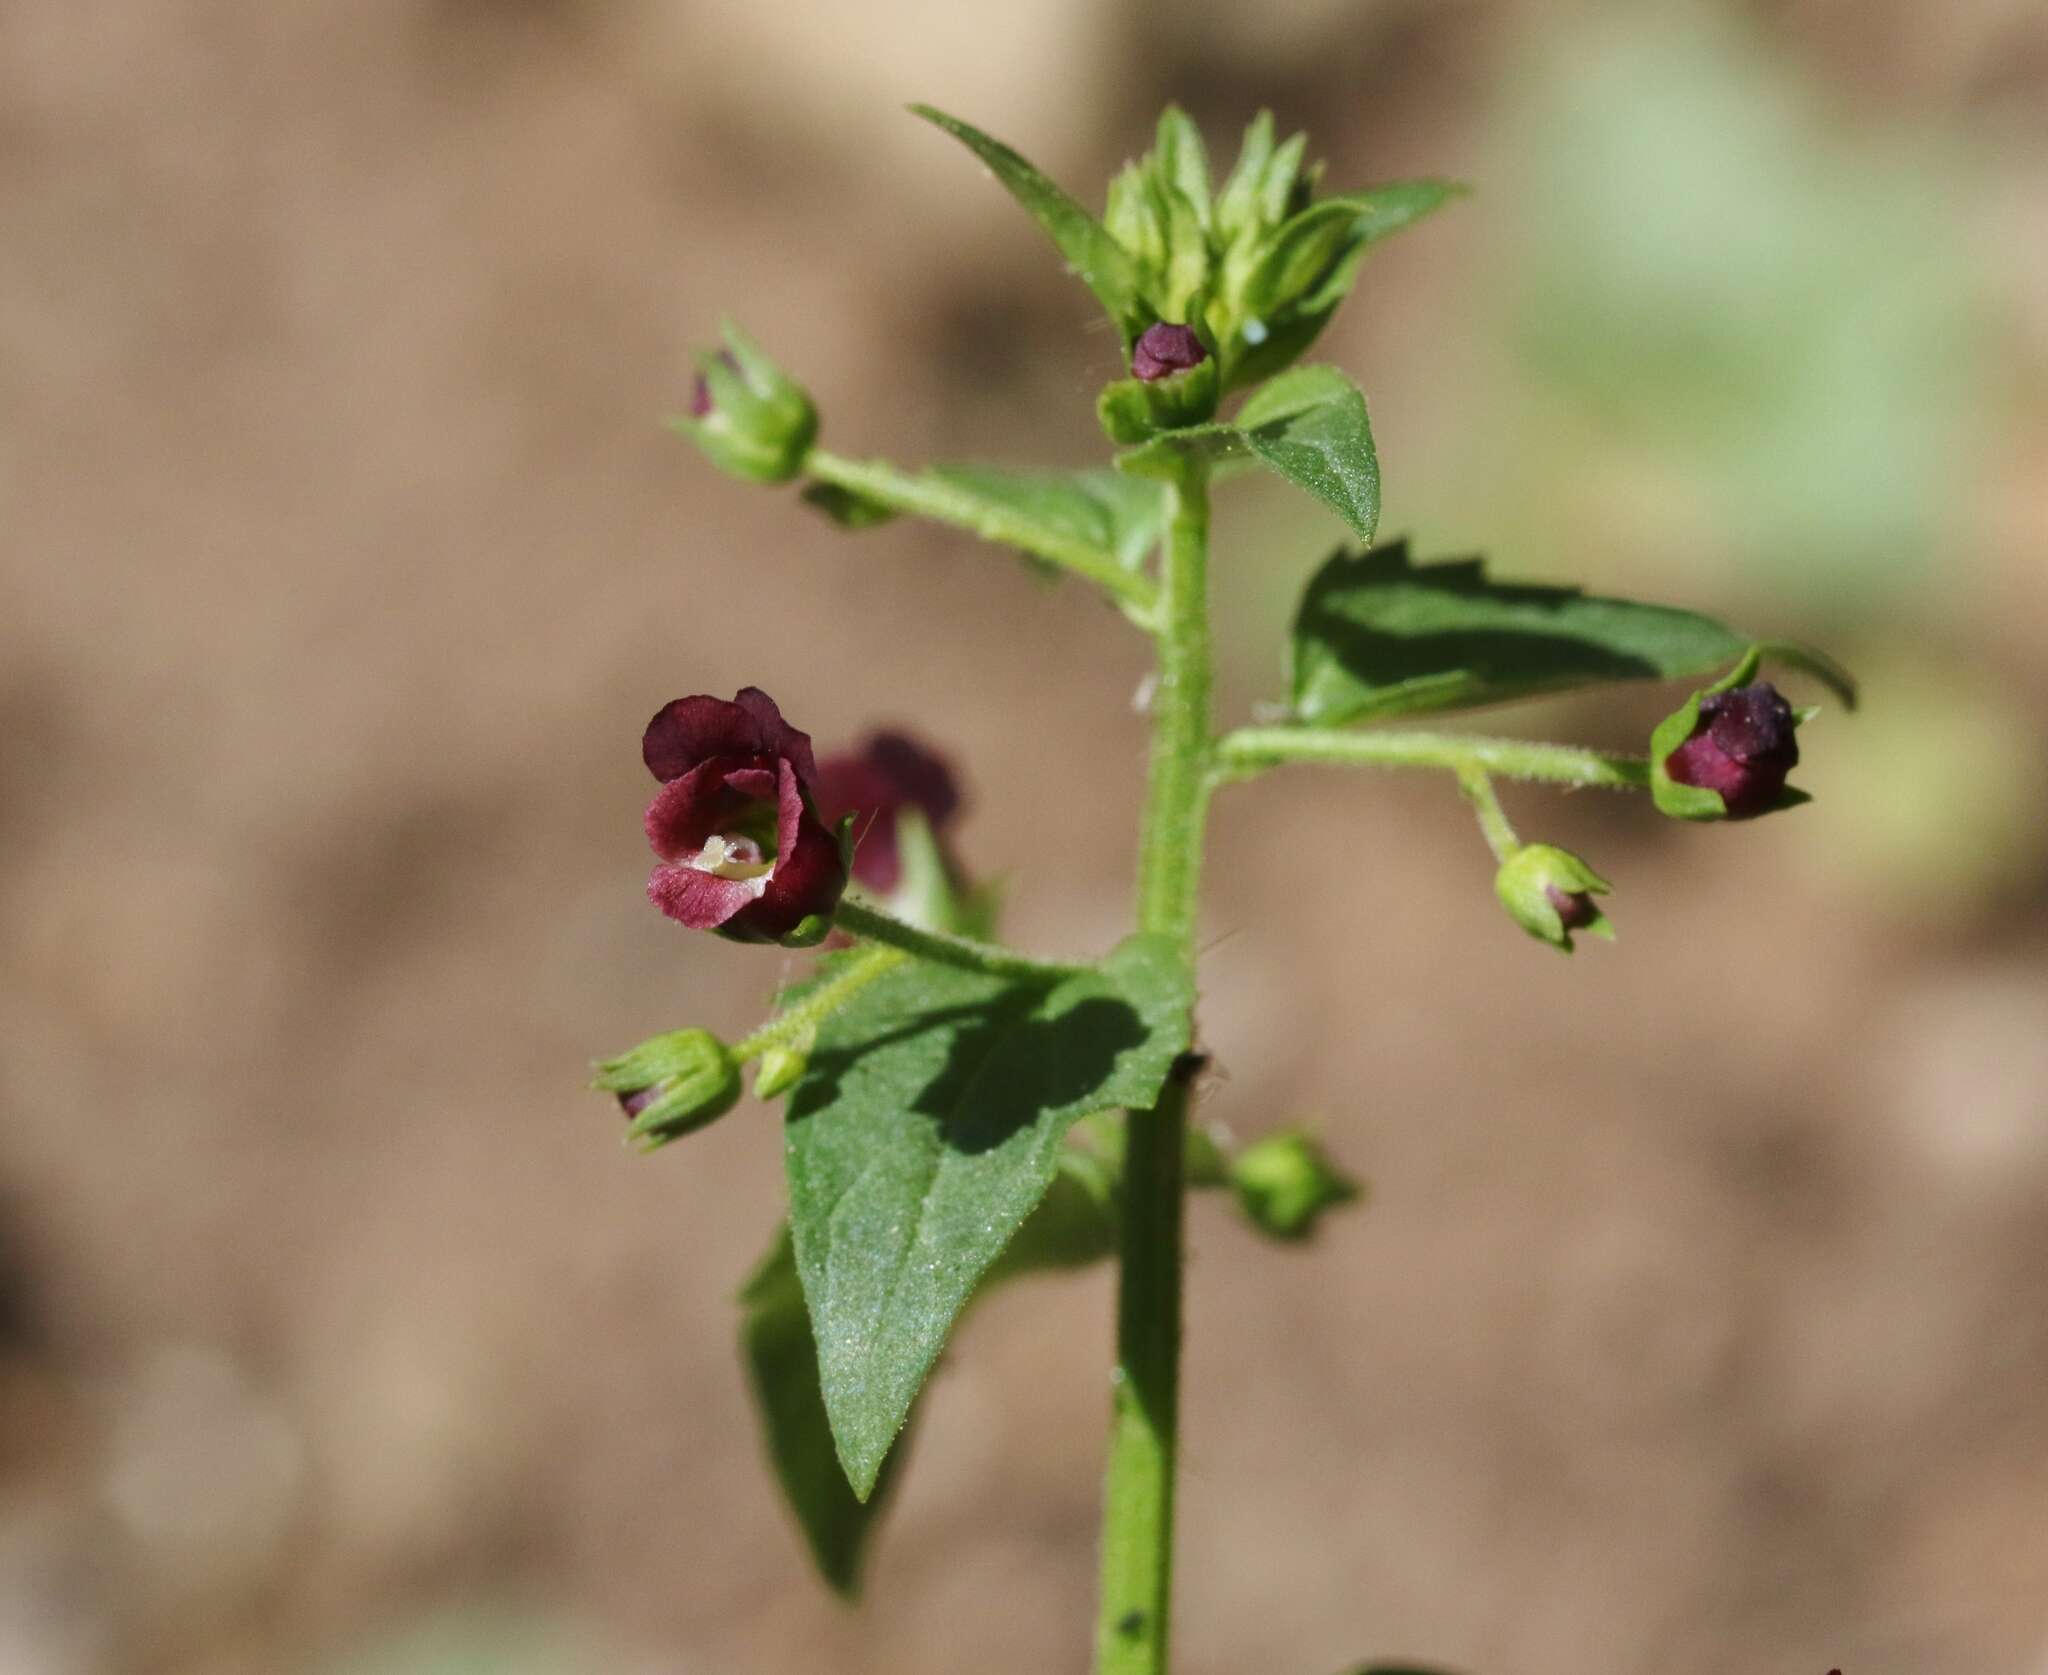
[3, 3, 2048, 1673]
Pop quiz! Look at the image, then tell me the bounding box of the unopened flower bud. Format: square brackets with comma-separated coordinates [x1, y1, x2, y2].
[593, 1028, 742, 1149]
[1131, 322, 1209, 382]
[1495, 843, 1614, 953]
[672, 322, 816, 484]
[1661, 681, 1799, 820]
[752, 1041, 809, 1101]
[1231, 1132, 1362, 1241]
[1099, 324, 1220, 442]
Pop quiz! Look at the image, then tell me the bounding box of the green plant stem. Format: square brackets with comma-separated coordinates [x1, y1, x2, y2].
[1454, 765, 1520, 864]
[1097, 458, 1212, 1675]
[730, 943, 906, 1062]
[805, 449, 1161, 616]
[832, 897, 1082, 985]
[1210, 726, 1650, 790]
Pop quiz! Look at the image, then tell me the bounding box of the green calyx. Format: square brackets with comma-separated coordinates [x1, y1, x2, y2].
[1230, 1131, 1362, 1240]
[1493, 843, 1615, 953]
[1648, 646, 1758, 821]
[670, 320, 818, 484]
[1097, 349, 1221, 444]
[593, 1027, 744, 1150]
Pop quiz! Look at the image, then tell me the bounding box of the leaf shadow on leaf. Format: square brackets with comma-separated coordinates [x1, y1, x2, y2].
[787, 994, 1150, 1160]
[1304, 616, 1667, 703]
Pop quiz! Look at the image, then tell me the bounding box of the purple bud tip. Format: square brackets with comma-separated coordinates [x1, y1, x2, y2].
[618, 1085, 662, 1119]
[1131, 323, 1208, 382]
[1664, 681, 1800, 819]
[1545, 885, 1598, 930]
[688, 375, 712, 419]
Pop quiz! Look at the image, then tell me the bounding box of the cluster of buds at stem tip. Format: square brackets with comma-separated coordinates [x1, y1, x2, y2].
[1495, 843, 1615, 953]
[1650, 649, 1808, 821]
[670, 321, 816, 484]
[593, 1028, 742, 1149]
[1098, 106, 1461, 397]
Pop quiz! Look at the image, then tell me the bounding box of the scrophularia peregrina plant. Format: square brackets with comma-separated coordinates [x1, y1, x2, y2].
[594, 104, 1858, 1671]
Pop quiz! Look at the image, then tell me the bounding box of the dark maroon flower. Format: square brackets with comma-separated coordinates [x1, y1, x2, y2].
[641, 687, 846, 944]
[686, 350, 738, 419]
[1545, 884, 1598, 931]
[813, 731, 961, 894]
[1662, 681, 1800, 819]
[1131, 323, 1208, 382]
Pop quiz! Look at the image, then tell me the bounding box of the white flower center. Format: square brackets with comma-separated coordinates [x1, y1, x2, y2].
[690, 833, 775, 887]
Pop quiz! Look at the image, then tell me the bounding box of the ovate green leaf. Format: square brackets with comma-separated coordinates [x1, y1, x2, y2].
[737, 1228, 909, 1598]
[1115, 365, 1379, 541]
[1235, 364, 1379, 541]
[1287, 541, 1855, 725]
[786, 935, 1192, 1498]
[738, 1147, 1117, 1597]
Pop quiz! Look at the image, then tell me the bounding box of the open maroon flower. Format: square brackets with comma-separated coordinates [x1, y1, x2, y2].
[1662, 681, 1799, 819]
[813, 731, 961, 894]
[641, 687, 846, 944]
[1131, 323, 1208, 382]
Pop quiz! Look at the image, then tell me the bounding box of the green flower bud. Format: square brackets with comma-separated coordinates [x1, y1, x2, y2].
[1231, 1131, 1362, 1241]
[592, 1028, 742, 1150]
[671, 320, 816, 484]
[1494, 843, 1615, 953]
[752, 1040, 810, 1101]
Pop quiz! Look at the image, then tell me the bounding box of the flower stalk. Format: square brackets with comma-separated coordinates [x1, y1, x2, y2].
[1211, 726, 1650, 790]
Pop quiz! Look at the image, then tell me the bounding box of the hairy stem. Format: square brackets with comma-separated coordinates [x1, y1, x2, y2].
[730, 943, 906, 1062]
[805, 449, 1161, 616]
[832, 897, 1083, 985]
[1211, 726, 1650, 790]
[1455, 765, 1520, 863]
[1097, 459, 1212, 1675]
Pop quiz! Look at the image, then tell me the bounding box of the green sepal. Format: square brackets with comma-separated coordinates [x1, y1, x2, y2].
[770, 912, 833, 950]
[1493, 843, 1615, 953]
[1647, 646, 1810, 822]
[1096, 350, 1221, 445]
[1149, 104, 1212, 226]
[591, 1027, 743, 1150]
[1216, 181, 1464, 390]
[1230, 1131, 1363, 1240]
[1212, 112, 1278, 243]
[668, 320, 817, 485]
[910, 104, 1145, 347]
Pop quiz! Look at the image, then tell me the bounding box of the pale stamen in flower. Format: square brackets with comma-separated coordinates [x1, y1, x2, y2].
[691, 833, 775, 883]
